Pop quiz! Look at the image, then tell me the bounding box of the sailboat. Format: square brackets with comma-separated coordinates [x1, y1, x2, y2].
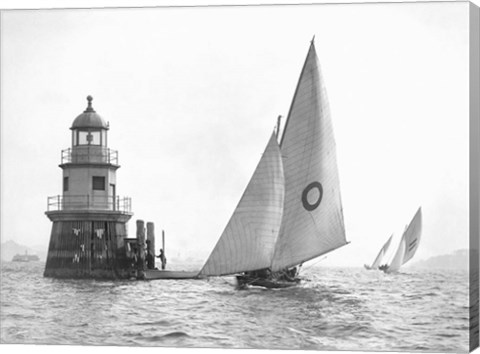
[364, 234, 393, 270]
[199, 39, 349, 288]
[377, 207, 422, 274]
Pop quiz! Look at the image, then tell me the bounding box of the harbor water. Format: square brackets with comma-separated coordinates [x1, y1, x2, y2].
[0, 261, 470, 352]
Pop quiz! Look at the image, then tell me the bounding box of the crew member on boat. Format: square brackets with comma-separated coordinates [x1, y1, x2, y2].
[157, 248, 167, 270]
[274, 267, 297, 282]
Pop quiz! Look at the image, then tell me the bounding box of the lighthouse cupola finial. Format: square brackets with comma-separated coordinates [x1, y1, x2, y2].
[71, 95, 108, 130]
[84, 95, 95, 113]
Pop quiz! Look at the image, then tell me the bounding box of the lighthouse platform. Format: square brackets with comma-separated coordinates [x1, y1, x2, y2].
[143, 270, 200, 280]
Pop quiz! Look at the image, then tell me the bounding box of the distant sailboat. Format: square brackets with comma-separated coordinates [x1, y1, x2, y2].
[200, 39, 349, 288]
[377, 207, 422, 273]
[364, 234, 393, 270]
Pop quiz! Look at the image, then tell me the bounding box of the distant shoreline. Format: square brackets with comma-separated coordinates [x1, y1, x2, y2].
[0, 239, 470, 271]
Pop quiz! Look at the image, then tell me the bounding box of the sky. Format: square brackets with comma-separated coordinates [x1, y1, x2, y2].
[0, 0, 472, 267]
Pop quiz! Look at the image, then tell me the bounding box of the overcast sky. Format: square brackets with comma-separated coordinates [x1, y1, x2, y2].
[0, 1, 471, 267]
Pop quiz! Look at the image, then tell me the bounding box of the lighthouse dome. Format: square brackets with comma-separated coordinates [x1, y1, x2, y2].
[71, 96, 108, 130]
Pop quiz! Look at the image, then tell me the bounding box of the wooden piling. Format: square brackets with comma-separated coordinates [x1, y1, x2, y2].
[162, 229, 166, 270]
[162, 230, 165, 254]
[146, 222, 155, 269]
[136, 220, 146, 278]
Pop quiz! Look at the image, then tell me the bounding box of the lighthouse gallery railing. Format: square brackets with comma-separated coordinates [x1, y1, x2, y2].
[47, 195, 132, 213]
[61, 147, 118, 165]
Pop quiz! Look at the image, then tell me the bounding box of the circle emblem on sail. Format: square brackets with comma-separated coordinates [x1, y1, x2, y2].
[301, 181, 323, 211]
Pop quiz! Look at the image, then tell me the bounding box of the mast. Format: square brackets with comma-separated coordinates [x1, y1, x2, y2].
[275, 115, 282, 140]
[162, 230, 165, 255]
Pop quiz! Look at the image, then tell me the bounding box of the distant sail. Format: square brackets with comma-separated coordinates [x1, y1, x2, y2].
[386, 207, 422, 273]
[386, 236, 406, 273]
[200, 132, 285, 276]
[371, 234, 393, 269]
[270, 41, 347, 272]
[401, 207, 422, 265]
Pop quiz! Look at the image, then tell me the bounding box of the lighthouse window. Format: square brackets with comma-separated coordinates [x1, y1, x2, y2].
[90, 131, 101, 145]
[63, 177, 69, 192]
[78, 131, 89, 145]
[79, 131, 101, 145]
[92, 176, 105, 191]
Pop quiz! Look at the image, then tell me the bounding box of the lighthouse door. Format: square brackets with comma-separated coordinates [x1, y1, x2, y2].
[110, 184, 116, 211]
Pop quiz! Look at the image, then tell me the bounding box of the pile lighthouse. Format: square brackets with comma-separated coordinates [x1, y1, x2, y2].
[45, 96, 133, 279]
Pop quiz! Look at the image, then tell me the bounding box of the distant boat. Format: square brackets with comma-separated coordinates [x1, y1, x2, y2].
[12, 251, 40, 262]
[375, 207, 422, 274]
[198, 39, 349, 288]
[364, 234, 393, 270]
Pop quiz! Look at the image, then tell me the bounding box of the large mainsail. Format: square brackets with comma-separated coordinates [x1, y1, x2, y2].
[271, 40, 348, 272]
[371, 234, 393, 269]
[200, 132, 285, 276]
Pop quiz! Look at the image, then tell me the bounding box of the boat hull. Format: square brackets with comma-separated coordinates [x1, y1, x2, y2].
[144, 270, 200, 280]
[235, 275, 300, 289]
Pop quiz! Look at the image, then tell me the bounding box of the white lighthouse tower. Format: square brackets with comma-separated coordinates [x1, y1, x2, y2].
[45, 96, 134, 279]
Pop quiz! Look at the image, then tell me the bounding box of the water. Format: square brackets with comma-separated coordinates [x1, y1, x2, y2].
[0, 262, 469, 352]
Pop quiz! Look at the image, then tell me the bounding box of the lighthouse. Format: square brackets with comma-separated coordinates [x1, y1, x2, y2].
[44, 96, 134, 279]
